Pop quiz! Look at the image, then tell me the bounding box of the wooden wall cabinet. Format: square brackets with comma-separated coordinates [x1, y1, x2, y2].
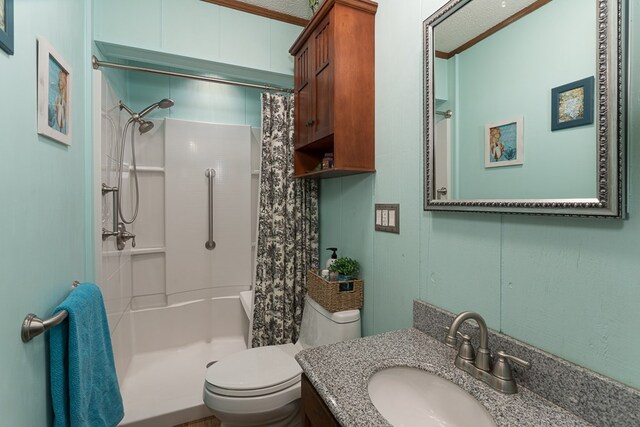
[301, 373, 340, 426]
[290, 0, 377, 178]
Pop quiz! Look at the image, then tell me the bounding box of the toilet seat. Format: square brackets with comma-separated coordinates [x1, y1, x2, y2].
[205, 375, 300, 398]
[205, 343, 302, 398]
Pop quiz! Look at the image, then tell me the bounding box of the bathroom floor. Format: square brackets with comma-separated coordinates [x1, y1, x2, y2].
[119, 337, 247, 426]
[174, 416, 221, 427]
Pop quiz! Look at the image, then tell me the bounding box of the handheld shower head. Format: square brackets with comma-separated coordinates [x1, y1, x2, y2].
[138, 98, 175, 119]
[158, 98, 175, 109]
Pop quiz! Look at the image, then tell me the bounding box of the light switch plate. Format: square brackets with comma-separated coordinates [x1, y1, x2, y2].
[375, 204, 399, 233]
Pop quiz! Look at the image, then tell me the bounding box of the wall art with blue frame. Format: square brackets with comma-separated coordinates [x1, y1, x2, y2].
[0, 0, 14, 55]
[551, 76, 594, 131]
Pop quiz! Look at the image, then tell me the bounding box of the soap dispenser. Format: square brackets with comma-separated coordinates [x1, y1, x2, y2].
[326, 248, 338, 269]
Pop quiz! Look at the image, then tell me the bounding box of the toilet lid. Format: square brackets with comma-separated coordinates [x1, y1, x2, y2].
[205, 344, 302, 397]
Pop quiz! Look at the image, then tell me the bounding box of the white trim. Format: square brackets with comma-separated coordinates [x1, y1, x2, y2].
[92, 70, 102, 283]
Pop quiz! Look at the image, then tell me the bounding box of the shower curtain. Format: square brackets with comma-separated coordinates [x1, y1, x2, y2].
[252, 93, 319, 348]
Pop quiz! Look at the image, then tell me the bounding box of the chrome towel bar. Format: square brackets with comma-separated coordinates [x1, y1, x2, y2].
[21, 281, 80, 343]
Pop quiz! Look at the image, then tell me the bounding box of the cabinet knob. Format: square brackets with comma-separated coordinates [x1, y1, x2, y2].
[305, 119, 315, 127]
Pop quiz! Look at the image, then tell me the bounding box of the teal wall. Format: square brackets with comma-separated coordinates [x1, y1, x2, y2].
[93, 0, 301, 79]
[125, 71, 264, 128]
[95, 0, 303, 134]
[451, 0, 596, 199]
[320, 0, 640, 389]
[0, 0, 300, 423]
[0, 0, 91, 424]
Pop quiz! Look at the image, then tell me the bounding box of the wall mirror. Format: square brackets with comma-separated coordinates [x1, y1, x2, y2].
[423, 0, 627, 217]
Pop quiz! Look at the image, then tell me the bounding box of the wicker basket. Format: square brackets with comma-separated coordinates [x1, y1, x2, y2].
[307, 270, 363, 312]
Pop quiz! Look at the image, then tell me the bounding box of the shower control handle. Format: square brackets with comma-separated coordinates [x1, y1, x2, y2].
[205, 168, 216, 251]
[117, 223, 136, 250]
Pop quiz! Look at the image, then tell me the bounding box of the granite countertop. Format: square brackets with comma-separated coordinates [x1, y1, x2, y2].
[296, 328, 593, 427]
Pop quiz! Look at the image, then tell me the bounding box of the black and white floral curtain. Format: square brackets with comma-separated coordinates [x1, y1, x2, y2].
[252, 93, 319, 348]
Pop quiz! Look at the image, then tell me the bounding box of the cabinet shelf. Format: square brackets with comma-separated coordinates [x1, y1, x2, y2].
[295, 167, 375, 179]
[295, 135, 334, 152]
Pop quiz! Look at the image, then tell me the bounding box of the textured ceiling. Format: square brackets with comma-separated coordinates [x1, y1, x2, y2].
[434, 0, 542, 53]
[236, 0, 314, 20]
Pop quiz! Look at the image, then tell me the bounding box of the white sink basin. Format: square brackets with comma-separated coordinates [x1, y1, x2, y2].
[368, 367, 497, 427]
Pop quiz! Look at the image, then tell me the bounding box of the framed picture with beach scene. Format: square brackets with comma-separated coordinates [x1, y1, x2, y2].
[37, 38, 72, 145]
[485, 116, 524, 168]
[0, 0, 14, 55]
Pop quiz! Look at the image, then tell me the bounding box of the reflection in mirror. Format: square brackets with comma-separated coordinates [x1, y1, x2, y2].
[424, 0, 626, 216]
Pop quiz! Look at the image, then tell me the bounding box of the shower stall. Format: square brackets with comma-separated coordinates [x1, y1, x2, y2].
[93, 69, 262, 426]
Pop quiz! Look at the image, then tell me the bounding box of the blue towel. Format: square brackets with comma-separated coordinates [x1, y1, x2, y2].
[49, 283, 124, 427]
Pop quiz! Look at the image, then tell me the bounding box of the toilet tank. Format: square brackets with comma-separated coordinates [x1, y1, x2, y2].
[297, 295, 361, 348]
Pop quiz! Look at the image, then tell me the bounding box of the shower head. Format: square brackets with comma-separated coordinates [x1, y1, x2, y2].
[138, 121, 155, 134]
[138, 98, 175, 119]
[158, 98, 174, 109]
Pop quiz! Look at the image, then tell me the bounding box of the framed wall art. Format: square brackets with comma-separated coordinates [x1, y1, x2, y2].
[0, 0, 14, 54]
[37, 38, 72, 145]
[485, 116, 524, 168]
[551, 76, 594, 131]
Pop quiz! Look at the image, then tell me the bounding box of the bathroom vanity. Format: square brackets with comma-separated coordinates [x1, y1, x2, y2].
[297, 329, 591, 426]
[300, 373, 339, 426]
[295, 300, 640, 426]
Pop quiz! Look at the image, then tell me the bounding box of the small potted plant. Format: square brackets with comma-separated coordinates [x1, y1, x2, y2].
[329, 257, 360, 281]
[309, 0, 319, 14]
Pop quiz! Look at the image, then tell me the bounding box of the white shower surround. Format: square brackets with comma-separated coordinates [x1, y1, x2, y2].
[165, 118, 252, 300]
[96, 72, 261, 426]
[114, 296, 249, 426]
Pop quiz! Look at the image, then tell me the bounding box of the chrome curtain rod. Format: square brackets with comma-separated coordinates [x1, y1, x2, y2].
[91, 56, 294, 94]
[436, 109, 453, 118]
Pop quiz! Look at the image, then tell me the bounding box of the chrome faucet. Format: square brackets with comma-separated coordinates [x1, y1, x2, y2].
[445, 311, 531, 394]
[446, 311, 492, 371]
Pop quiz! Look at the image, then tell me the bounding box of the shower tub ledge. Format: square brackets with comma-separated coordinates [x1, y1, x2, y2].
[115, 294, 251, 427]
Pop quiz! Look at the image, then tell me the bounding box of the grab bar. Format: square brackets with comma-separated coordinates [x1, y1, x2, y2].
[205, 168, 216, 250]
[21, 281, 80, 343]
[101, 184, 119, 241]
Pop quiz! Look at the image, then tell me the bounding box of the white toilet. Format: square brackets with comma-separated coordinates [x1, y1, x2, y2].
[203, 295, 361, 426]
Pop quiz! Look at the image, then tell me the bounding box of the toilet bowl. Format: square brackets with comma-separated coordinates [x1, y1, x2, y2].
[203, 295, 360, 427]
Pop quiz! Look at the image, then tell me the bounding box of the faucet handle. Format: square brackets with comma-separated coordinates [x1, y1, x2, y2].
[492, 351, 531, 381]
[442, 327, 471, 347]
[496, 351, 531, 369]
[456, 331, 470, 341]
[456, 332, 475, 361]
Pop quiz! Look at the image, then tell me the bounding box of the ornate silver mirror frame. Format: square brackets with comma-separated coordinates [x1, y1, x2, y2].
[423, 0, 628, 217]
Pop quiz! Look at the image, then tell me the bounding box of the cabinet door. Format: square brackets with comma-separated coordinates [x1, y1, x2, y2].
[295, 44, 312, 148]
[311, 14, 334, 142]
[301, 374, 339, 426]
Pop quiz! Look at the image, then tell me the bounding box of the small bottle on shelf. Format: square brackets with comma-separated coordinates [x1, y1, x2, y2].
[321, 153, 334, 169]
